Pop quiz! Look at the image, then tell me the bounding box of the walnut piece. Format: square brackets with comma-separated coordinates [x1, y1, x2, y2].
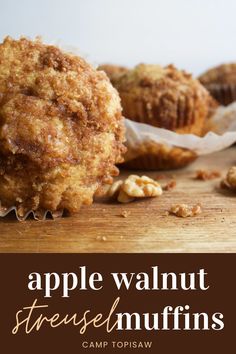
[226, 166, 236, 189]
[163, 180, 176, 191]
[195, 169, 221, 181]
[118, 190, 135, 203]
[107, 180, 123, 198]
[122, 175, 163, 198]
[108, 175, 162, 203]
[169, 203, 202, 218]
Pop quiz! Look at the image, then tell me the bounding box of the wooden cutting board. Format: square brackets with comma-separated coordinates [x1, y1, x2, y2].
[0, 147, 236, 253]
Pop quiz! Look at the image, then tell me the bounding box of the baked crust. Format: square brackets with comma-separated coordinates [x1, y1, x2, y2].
[0, 37, 126, 215]
[115, 64, 211, 134]
[199, 64, 236, 105]
[199, 63, 236, 85]
[98, 64, 128, 86]
[112, 64, 210, 170]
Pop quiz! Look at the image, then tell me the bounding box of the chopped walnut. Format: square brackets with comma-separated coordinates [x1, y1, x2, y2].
[169, 203, 202, 218]
[220, 166, 236, 191]
[108, 180, 134, 203]
[107, 175, 162, 203]
[122, 175, 163, 198]
[107, 180, 123, 198]
[118, 189, 135, 203]
[163, 180, 176, 191]
[226, 166, 236, 189]
[195, 169, 221, 181]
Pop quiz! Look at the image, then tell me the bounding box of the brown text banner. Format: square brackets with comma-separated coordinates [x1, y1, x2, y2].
[0, 254, 235, 353]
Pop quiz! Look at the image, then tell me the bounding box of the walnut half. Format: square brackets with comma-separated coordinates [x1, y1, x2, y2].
[226, 166, 236, 189]
[108, 175, 162, 203]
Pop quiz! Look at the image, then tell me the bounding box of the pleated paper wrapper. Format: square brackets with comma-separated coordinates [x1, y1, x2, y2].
[125, 102, 236, 157]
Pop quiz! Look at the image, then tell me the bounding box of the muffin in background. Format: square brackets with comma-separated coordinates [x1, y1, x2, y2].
[113, 64, 212, 170]
[124, 142, 197, 171]
[98, 64, 128, 86]
[199, 63, 236, 106]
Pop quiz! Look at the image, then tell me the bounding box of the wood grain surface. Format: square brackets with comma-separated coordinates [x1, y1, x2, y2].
[0, 147, 236, 253]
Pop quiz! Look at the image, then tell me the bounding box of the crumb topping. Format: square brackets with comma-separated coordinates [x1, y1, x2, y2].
[115, 63, 211, 134]
[199, 63, 236, 85]
[0, 37, 126, 214]
[98, 64, 128, 85]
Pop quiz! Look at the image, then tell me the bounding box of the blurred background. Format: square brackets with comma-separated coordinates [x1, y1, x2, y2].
[1, 0, 236, 76]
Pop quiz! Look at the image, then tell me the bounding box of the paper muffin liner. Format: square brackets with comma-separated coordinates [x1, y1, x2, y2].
[121, 94, 206, 170]
[124, 101, 236, 169]
[205, 83, 236, 106]
[120, 93, 205, 134]
[0, 202, 64, 221]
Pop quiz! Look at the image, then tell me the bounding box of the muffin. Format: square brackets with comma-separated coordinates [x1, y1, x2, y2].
[199, 63, 236, 105]
[0, 37, 126, 218]
[113, 64, 211, 170]
[98, 64, 128, 86]
[124, 142, 197, 170]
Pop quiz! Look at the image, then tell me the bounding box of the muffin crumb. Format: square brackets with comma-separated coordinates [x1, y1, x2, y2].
[120, 210, 130, 218]
[195, 169, 221, 180]
[155, 174, 168, 180]
[163, 180, 176, 191]
[169, 203, 202, 218]
[96, 235, 107, 242]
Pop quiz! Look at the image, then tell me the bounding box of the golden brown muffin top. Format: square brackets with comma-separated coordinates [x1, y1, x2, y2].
[199, 63, 236, 85]
[114, 64, 211, 131]
[0, 37, 125, 169]
[0, 37, 126, 213]
[115, 63, 206, 96]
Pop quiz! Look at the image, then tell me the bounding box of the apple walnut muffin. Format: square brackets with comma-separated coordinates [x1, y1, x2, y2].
[0, 37, 126, 217]
[113, 64, 212, 170]
[199, 63, 236, 105]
